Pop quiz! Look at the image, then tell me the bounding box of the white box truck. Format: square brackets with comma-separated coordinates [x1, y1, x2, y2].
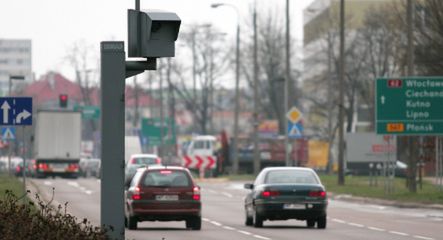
[34, 111, 82, 178]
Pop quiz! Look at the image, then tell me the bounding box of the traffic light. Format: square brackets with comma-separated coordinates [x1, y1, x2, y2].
[59, 94, 68, 108]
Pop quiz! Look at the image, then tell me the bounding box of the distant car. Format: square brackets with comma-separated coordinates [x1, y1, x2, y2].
[125, 154, 162, 185]
[244, 167, 328, 229]
[79, 158, 101, 178]
[125, 166, 201, 230]
[14, 159, 33, 177]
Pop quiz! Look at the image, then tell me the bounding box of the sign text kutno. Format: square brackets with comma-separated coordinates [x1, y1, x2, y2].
[376, 77, 443, 135]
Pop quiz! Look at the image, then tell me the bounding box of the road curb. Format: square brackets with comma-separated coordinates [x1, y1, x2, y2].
[330, 192, 443, 210]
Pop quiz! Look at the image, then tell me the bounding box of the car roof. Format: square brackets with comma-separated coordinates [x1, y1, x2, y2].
[131, 154, 158, 158]
[192, 135, 216, 141]
[262, 167, 317, 173]
[136, 165, 188, 172]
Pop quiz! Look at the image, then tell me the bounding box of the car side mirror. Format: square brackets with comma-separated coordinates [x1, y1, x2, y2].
[125, 179, 131, 190]
[244, 183, 254, 190]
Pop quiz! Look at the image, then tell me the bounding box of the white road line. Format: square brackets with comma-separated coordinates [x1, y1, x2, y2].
[210, 221, 222, 226]
[367, 226, 386, 232]
[389, 231, 409, 236]
[237, 230, 252, 235]
[223, 226, 235, 231]
[253, 235, 271, 240]
[222, 192, 233, 198]
[413, 235, 435, 240]
[332, 218, 346, 224]
[67, 181, 79, 188]
[348, 222, 364, 228]
[202, 218, 210, 221]
[43, 181, 52, 186]
[85, 190, 92, 195]
[207, 189, 217, 194]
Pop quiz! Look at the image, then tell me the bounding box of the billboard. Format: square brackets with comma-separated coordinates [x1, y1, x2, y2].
[346, 133, 396, 163]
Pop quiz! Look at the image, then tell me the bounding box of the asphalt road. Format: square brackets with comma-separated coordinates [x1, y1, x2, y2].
[28, 178, 443, 240]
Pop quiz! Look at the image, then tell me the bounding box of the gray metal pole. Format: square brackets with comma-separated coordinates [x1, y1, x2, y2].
[22, 126, 26, 201]
[407, 0, 417, 193]
[338, 0, 345, 185]
[8, 77, 11, 177]
[253, 2, 260, 175]
[284, 0, 290, 166]
[100, 41, 126, 240]
[232, 18, 240, 174]
[160, 61, 165, 155]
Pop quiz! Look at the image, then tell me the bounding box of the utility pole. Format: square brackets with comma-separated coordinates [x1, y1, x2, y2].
[338, 0, 345, 185]
[159, 61, 165, 157]
[406, 0, 417, 193]
[284, 0, 290, 166]
[253, 2, 260, 175]
[133, 75, 139, 128]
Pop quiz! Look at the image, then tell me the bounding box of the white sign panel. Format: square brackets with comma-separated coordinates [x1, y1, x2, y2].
[346, 132, 397, 163]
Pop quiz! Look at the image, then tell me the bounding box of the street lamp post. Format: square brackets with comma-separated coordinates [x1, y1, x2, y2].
[211, 3, 241, 175]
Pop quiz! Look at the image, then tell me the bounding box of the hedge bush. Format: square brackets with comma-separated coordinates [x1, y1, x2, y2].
[0, 189, 108, 240]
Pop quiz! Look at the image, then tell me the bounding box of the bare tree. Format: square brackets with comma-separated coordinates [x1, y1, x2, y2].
[65, 40, 99, 139]
[240, 6, 302, 135]
[162, 25, 230, 134]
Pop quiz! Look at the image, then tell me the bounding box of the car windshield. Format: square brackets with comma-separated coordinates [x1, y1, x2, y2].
[265, 170, 319, 184]
[142, 170, 190, 187]
[132, 157, 157, 165]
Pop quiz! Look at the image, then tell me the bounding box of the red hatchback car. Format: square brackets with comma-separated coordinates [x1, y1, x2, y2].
[125, 166, 202, 230]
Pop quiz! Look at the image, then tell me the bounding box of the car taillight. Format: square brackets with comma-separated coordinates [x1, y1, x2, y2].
[130, 158, 136, 164]
[132, 186, 141, 200]
[67, 164, 79, 171]
[192, 186, 201, 201]
[309, 190, 326, 198]
[38, 163, 49, 171]
[16, 166, 21, 172]
[262, 190, 280, 197]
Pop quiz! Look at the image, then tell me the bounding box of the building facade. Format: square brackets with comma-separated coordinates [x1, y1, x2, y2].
[0, 39, 32, 96]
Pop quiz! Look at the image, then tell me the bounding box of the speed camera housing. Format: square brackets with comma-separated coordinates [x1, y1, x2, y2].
[128, 9, 181, 58]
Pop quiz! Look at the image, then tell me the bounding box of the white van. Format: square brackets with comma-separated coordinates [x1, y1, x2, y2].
[186, 135, 217, 156]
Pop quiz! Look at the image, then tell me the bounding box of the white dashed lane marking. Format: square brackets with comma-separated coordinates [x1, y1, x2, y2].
[331, 217, 434, 240]
[204, 217, 272, 240]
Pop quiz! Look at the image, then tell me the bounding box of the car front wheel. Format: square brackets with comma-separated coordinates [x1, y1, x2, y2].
[245, 211, 253, 226]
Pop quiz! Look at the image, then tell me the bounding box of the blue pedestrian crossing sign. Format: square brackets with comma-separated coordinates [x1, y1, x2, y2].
[288, 121, 303, 138]
[1, 127, 16, 140]
[0, 97, 33, 126]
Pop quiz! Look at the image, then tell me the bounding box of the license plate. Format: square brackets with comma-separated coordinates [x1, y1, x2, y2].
[155, 195, 179, 201]
[283, 204, 305, 210]
[52, 164, 67, 172]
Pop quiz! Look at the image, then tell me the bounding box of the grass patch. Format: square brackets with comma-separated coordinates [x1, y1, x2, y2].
[0, 174, 26, 198]
[319, 174, 443, 205]
[223, 174, 256, 181]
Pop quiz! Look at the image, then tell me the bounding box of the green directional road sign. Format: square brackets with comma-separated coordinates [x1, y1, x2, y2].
[74, 105, 100, 120]
[376, 77, 443, 135]
[141, 117, 176, 146]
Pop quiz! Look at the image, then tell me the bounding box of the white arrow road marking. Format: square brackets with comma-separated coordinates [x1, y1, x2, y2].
[16, 109, 31, 123]
[381, 96, 386, 105]
[1, 101, 11, 124]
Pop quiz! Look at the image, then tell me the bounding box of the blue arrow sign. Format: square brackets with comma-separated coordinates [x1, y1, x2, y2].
[0, 97, 33, 126]
[1, 127, 16, 140]
[288, 121, 303, 139]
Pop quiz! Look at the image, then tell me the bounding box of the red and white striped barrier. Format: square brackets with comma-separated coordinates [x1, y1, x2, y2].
[183, 155, 217, 170]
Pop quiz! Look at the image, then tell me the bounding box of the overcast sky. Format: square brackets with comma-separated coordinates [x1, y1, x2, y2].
[0, 0, 314, 81]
